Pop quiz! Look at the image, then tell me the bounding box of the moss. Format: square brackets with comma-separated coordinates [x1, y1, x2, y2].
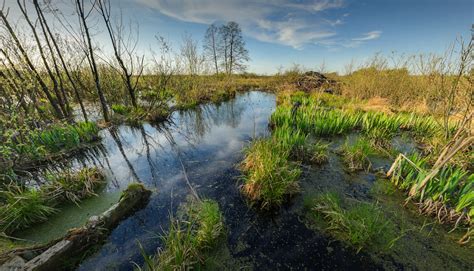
[120, 183, 148, 201]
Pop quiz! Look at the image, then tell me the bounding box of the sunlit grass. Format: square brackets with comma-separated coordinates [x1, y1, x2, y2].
[390, 153, 473, 224]
[240, 138, 301, 208]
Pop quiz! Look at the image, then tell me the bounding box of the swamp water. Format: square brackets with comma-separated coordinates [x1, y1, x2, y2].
[15, 91, 473, 270]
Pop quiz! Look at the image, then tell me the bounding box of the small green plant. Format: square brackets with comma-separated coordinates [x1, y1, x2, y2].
[309, 192, 397, 252]
[308, 141, 330, 164]
[111, 104, 131, 115]
[341, 137, 375, 171]
[140, 199, 224, 270]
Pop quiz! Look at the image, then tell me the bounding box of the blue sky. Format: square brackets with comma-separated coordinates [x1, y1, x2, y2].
[4, 0, 473, 74]
[113, 0, 473, 74]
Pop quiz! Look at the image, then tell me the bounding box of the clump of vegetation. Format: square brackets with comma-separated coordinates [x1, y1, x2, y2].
[293, 140, 330, 164]
[308, 141, 330, 165]
[341, 137, 376, 172]
[44, 167, 105, 204]
[0, 167, 105, 234]
[271, 103, 361, 137]
[0, 186, 57, 234]
[308, 192, 397, 252]
[389, 153, 473, 226]
[240, 138, 301, 208]
[111, 104, 132, 115]
[361, 112, 400, 148]
[0, 121, 100, 171]
[140, 199, 225, 270]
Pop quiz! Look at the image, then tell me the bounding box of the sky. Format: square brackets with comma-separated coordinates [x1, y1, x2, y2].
[3, 0, 474, 74]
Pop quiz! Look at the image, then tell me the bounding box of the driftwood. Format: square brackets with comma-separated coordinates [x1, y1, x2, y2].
[0, 183, 151, 271]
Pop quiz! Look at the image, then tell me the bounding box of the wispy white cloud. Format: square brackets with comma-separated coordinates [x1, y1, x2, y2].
[352, 31, 382, 41]
[135, 0, 346, 49]
[316, 30, 382, 50]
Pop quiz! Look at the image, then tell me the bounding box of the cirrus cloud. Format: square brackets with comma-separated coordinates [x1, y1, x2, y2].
[352, 31, 382, 41]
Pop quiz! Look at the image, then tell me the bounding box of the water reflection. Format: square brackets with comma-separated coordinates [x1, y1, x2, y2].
[74, 91, 275, 270]
[16, 91, 274, 269]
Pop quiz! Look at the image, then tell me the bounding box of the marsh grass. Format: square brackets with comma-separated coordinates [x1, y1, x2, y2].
[44, 167, 105, 205]
[240, 138, 301, 208]
[0, 186, 57, 234]
[0, 167, 105, 233]
[309, 192, 397, 252]
[390, 154, 473, 224]
[341, 137, 376, 172]
[140, 199, 225, 270]
[294, 140, 330, 165]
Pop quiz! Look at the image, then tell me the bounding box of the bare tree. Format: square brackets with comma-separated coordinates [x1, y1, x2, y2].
[75, 0, 109, 122]
[16, 0, 70, 118]
[203, 23, 220, 74]
[180, 33, 204, 75]
[0, 4, 64, 119]
[33, 0, 88, 121]
[219, 22, 249, 75]
[96, 0, 144, 107]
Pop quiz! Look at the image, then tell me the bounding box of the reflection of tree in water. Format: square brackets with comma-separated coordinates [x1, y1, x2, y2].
[175, 97, 244, 142]
[109, 127, 141, 183]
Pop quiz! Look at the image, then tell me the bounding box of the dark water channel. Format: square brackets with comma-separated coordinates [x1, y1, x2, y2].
[16, 91, 472, 270]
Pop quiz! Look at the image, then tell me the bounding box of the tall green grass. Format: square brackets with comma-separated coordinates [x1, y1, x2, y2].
[0, 186, 57, 234]
[271, 94, 443, 144]
[1, 121, 100, 168]
[390, 153, 473, 223]
[240, 138, 301, 208]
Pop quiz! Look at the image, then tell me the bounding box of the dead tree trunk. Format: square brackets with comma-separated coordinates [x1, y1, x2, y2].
[76, 0, 109, 122]
[0, 9, 64, 119]
[33, 0, 88, 122]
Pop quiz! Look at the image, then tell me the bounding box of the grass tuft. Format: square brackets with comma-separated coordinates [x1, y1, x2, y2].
[309, 192, 397, 252]
[341, 137, 376, 172]
[140, 199, 224, 270]
[240, 138, 301, 208]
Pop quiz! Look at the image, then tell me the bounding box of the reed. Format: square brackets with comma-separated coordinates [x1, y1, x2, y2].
[390, 154, 473, 225]
[0, 185, 57, 234]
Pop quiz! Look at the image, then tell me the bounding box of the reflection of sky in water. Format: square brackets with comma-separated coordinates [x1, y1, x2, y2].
[71, 91, 276, 270]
